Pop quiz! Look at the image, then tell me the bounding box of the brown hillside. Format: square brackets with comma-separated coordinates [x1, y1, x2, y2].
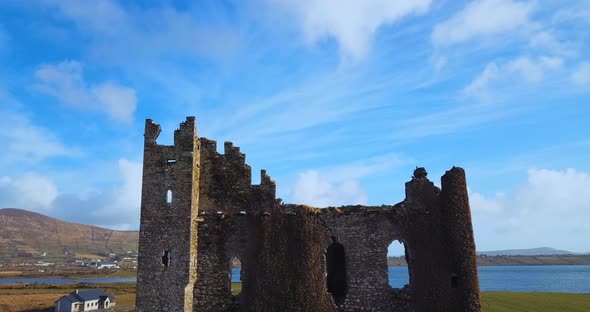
[0, 208, 138, 263]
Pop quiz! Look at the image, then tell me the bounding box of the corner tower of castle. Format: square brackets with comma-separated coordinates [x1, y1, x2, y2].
[136, 117, 200, 311]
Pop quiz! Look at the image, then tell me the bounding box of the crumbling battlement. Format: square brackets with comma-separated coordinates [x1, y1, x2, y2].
[198, 137, 276, 215]
[136, 117, 481, 312]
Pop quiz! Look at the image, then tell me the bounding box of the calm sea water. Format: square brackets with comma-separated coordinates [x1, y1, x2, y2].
[233, 266, 590, 293]
[2, 266, 588, 293]
[388, 265, 590, 293]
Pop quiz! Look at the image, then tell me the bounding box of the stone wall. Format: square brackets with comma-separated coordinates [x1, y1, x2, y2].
[136, 117, 481, 312]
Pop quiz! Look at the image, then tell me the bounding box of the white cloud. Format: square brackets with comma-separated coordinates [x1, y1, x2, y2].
[470, 168, 590, 252]
[292, 170, 368, 207]
[391, 102, 515, 142]
[34, 61, 93, 106]
[0, 109, 76, 165]
[528, 31, 575, 57]
[469, 189, 505, 214]
[463, 62, 500, 97]
[514, 168, 590, 214]
[0, 173, 58, 209]
[0, 159, 142, 230]
[432, 0, 535, 46]
[105, 159, 142, 220]
[507, 56, 563, 82]
[272, 0, 431, 60]
[52, 158, 142, 229]
[464, 55, 563, 98]
[41, 0, 127, 35]
[92, 83, 137, 122]
[34, 60, 137, 122]
[572, 61, 590, 86]
[290, 154, 408, 207]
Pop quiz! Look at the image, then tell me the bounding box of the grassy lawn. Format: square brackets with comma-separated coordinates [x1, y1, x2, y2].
[0, 282, 137, 311]
[482, 292, 590, 312]
[232, 282, 241, 296]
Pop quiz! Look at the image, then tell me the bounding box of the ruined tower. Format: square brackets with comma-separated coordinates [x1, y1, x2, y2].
[136, 118, 200, 311]
[136, 117, 481, 312]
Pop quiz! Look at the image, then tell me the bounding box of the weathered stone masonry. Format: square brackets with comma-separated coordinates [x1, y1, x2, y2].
[136, 117, 481, 312]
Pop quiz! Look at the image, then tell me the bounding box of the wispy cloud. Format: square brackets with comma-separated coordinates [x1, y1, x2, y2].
[40, 0, 240, 65]
[432, 0, 536, 46]
[269, 0, 432, 61]
[33, 60, 137, 122]
[464, 55, 564, 100]
[389, 103, 520, 142]
[528, 31, 576, 58]
[572, 61, 590, 86]
[0, 107, 77, 165]
[552, 4, 590, 24]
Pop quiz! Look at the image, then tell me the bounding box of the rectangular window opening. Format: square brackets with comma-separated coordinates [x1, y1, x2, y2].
[451, 275, 458, 288]
[167, 159, 177, 164]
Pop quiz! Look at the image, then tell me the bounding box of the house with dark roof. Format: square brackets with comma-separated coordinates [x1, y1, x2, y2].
[54, 289, 116, 312]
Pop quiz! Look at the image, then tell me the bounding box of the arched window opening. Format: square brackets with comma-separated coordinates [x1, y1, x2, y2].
[230, 256, 242, 296]
[326, 239, 347, 304]
[167, 190, 172, 204]
[387, 240, 410, 288]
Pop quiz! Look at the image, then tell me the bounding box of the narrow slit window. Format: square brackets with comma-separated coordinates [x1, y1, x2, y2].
[162, 250, 170, 269]
[167, 159, 177, 164]
[167, 190, 172, 204]
[230, 256, 242, 296]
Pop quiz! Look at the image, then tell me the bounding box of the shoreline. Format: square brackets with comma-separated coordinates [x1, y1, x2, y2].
[2, 263, 590, 279]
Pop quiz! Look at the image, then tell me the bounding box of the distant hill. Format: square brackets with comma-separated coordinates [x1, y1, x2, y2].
[477, 247, 580, 256]
[0, 208, 138, 263]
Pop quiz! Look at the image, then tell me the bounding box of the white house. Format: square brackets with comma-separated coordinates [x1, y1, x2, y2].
[54, 289, 116, 312]
[97, 262, 120, 269]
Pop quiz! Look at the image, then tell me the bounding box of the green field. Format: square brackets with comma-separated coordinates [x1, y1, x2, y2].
[232, 282, 241, 296]
[232, 284, 590, 311]
[482, 292, 590, 312]
[2, 282, 589, 311]
[220, 285, 590, 311]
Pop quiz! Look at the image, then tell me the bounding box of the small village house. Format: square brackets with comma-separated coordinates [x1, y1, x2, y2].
[97, 262, 119, 269]
[54, 289, 115, 312]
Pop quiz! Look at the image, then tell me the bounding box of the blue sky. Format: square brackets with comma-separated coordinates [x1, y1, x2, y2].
[0, 0, 589, 255]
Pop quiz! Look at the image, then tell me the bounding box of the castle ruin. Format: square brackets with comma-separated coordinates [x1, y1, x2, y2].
[136, 117, 481, 311]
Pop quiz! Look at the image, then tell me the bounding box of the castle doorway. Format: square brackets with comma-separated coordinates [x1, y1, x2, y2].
[326, 241, 346, 304]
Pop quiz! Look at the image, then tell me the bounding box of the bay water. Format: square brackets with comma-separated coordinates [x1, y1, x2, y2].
[1, 265, 588, 293]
